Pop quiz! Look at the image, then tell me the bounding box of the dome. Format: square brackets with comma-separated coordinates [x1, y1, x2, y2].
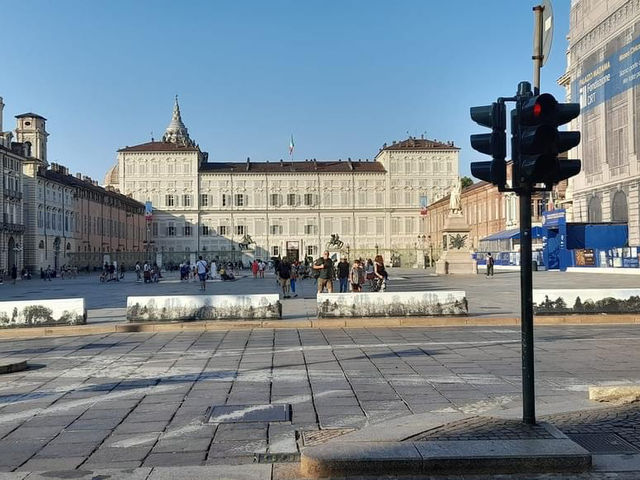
[104, 163, 119, 188]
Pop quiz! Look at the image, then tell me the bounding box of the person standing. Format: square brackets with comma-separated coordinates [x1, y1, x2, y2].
[350, 259, 365, 292]
[290, 261, 299, 297]
[337, 256, 350, 293]
[277, 259, 292, 298]
[135, 261, 142, 282]
[143, 261, 151, 283]
[373, 255, 388, 292]
[486, 252, 495, 277]
[258, 260, 265, 278]
[252, 259, 259, 278]
[313, 251, 334, 294]
[11, 265, 17, 285]
[196, 255, 208, 291]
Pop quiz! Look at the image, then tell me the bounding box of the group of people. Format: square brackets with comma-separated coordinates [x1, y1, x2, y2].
[313, 251, 388, 294]
[134, 261, 162, 284]
[100, 261, 126, 282]
[274, 258, 301, 298]
[250, 259, 267, 278]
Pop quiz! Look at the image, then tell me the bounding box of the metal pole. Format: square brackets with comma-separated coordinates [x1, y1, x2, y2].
[532, 5, 544, 95]
[519, 191, 536, 424]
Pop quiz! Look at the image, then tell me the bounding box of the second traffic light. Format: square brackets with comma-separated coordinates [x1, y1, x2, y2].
[517, 93, 581, 190]
[470, 102, 507, 190]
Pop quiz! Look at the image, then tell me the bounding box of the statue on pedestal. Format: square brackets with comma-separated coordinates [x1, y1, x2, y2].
[449, 179, 462, 214]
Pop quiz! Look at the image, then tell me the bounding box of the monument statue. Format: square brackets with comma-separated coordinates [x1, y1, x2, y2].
[449, 178, 462, 214]
[238, 234, 254, 250]
[326, 234, 344, 249]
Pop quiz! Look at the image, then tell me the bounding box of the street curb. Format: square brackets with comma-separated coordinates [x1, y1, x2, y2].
[589, 385, 640, 403]
[299, 438, 591, 477]
[0, 314, 638, 339]
[0, 359, 27, 374]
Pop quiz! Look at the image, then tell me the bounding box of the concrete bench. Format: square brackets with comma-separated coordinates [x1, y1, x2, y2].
[534, 289, 640, 315]
[0, 298, 86, 328]
[317, 291, 468, 318]
[127, 294, 282, 322]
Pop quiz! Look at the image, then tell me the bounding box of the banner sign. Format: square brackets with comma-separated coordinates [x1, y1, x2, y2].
[145, 201, 153, 222]
[572, 20, 640, 112]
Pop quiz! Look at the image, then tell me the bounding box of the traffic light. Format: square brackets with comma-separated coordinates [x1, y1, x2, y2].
[516, 93, 581, 190]
[470, 102, 507, 189]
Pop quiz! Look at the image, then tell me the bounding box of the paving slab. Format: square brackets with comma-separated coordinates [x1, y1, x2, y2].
[146, 465, 272, 480]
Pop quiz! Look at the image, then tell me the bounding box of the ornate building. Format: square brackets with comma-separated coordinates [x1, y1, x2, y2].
[108, 98, 460, 266]
[0, 97, 26, 274]
[559, 0, 640, 244]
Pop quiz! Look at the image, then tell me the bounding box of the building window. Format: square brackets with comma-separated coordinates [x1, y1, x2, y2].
[272, 246, 280, 256]
[588, 196, 602, 223]
[270, 194, 281, 207]
[152, 222, 158, 236]
[611, 190, 628, 223]
[235, 194, 245, 207]
[236, 225, 245, 235]
[304, 224, 316, 235]
[219, 225, 228, 236]
[184, 224, 192, 236]
[165, 194, 175, 207]
[287, 194, 297, 206]
[304, 193, 315, 206]
[306, 245, 316, 257]
[200, 194, 209, 207]
[202, 225, 210, 236]
[167, 224, 176, 236]
[222, 194, 229, 206]
[270, 224, 283, 235]
[183, 194, 192, 207]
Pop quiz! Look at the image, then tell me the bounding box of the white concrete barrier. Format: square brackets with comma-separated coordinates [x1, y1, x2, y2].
[127, 294, 282, 322]
[534, 288, 640, 315]
[0, 298, 86, 328]
[317, 291, 468, 318]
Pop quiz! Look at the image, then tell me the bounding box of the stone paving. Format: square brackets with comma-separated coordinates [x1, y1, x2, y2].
[0, 325, 639, 473]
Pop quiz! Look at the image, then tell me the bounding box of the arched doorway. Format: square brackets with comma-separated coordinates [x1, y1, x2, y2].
[53, 237, 61, 270]
[588, 196, 602, 222]
[611, 190, 628, 223]
[7, 237, 16, 271]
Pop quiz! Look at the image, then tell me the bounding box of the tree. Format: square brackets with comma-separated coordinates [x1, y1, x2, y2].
[461, 176, 474, 189]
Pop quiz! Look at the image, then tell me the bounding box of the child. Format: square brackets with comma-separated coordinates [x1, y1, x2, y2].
[350, 259, 365, 292]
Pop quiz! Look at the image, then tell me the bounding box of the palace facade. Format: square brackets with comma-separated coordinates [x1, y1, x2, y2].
[107, 98, 460, 266]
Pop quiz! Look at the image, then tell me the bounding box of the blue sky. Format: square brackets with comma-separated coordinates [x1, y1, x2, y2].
[1, 0, 570, 181]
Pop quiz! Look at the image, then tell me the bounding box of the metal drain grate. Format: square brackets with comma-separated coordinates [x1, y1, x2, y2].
[568, 433, 639, 454]
[208, 404, 291, 423]
[301, 428, 355, 446]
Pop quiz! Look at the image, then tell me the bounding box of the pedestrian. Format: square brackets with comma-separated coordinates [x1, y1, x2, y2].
[486, 252, 495, 277]
[350, 259, 365, 292]
[258, 260, 265, 278]
[143, 261, 151, 283]
[373, 255, 388, 292]
[290, 261, 299, 297]
[11, 265, 17, 285]
[277, 259, 292, 298]
[196, 255, 208, 291]
[113, 261, 119, 282]
[252, 259, 259, 278]
[313, 250, 334, 294]
[45, 265, 52, 281]
[120, 263, 125, 280]
[152, 263, 160, 283]
[135, 261, 142, 282]
[108, 263, 116, 281]
[365, 259, 375, 290]
[337, 256, 350, 293]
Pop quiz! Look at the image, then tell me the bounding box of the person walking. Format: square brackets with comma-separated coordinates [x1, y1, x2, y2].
[196, 255, 208, 291]
[373, 255, 388, 292]
[313, 251, 334, 294]
[337, 256, 350, 293]
[486, 252, 495, 277]
[350, 259, 365, 292]
[290, 261, 299, 297]
[365, 259, 375, 290]
[143, 261, 151, 283]
[251, 259, 259, 279]
[10, 265, 17, 285]
[135, 261, 142, 282]
[258, 260, 265, 278]
[277, 259, 292, 298]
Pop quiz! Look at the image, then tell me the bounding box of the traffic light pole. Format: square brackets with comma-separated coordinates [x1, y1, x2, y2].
[519, 190, 536, 425]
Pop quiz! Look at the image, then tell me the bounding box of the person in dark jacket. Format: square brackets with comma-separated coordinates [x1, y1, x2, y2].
[337, 257, 350, 293]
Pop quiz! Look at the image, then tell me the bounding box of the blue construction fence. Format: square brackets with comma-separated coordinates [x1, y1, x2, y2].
[473, 248, 640, 269]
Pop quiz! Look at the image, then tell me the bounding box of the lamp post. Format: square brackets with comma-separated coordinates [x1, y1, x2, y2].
[346, 243, 350, 260]
[428, 235, 433, 267]
[375, 244, 379, 256]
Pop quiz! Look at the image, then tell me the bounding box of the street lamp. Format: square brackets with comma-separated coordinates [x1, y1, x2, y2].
[375, 244, 379, 256]
[346, 243, 350, 259]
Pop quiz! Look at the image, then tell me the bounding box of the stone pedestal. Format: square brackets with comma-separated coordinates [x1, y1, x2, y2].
[435, 213, 477, 275]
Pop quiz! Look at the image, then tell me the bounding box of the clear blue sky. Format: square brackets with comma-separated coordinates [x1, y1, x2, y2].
[2, 0, 570, 181]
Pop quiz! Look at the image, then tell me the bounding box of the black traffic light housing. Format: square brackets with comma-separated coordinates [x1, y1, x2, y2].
[516, 93, 581, 191]
[470, 102, 507, 190]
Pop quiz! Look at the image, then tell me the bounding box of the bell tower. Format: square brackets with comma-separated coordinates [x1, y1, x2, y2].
[15, 112, 49, 165]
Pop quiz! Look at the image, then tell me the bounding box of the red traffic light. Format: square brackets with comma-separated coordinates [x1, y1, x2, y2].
[533, 103, 542, 117]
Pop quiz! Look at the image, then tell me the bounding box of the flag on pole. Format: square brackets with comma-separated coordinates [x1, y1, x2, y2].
[289, 134, 295, 156]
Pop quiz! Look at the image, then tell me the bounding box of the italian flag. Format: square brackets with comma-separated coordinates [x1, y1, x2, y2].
[289, 134, 295, 156]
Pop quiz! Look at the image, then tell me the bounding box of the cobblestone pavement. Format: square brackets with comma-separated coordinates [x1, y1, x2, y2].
[0, 325, 639, 472]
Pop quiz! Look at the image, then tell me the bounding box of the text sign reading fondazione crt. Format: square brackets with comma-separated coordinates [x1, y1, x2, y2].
[571, 20, 640, 112]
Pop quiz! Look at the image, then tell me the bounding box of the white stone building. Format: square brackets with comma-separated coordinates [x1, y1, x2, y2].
[560, 0, 640, 244]
[108, 98, 460, 266]
[0, 97, 26, 275]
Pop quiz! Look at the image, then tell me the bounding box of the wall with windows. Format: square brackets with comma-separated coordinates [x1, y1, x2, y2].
[563, 0, 640, 244]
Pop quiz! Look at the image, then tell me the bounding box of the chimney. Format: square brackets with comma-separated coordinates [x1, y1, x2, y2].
[75, 172, 82, 179]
